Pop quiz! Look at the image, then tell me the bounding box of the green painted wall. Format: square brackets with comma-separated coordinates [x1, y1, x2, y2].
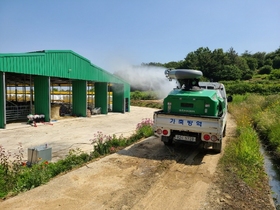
[72, 80, 87, 117]
[95, 82, 108, 114]
[0, 72, 5, 128]
[34, 76, 50, 121]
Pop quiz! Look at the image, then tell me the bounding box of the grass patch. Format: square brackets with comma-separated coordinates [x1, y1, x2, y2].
[222, 93, 280, 189]
[131, 100, 162, 109]
[221, 125, 265, 187]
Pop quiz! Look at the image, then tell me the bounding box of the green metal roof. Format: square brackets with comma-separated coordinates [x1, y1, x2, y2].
[0, 50, 128, 85]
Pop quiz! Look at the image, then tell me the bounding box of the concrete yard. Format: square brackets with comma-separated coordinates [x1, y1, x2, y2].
[0, 106, 158, 162]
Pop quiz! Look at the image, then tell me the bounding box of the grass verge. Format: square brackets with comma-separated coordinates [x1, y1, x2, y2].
[215, 94, 280, 208]
[220, 94, 267, 188]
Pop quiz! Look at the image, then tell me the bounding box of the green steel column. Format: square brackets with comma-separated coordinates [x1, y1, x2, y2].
[124, 83, 130, 112]
[95, 82, 108, 114]
[0, 72, 6, 128]
[34, 76, 51, 121]
[112, 83, 124, 113]
[72, 80, 87, 117]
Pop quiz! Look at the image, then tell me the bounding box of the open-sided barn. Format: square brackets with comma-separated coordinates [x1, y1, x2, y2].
[0, 50, 130, 129]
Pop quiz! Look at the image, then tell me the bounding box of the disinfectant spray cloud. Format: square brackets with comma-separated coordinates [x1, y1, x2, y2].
[113, 63, 176, 99]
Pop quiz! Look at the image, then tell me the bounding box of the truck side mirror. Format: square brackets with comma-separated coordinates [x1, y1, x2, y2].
[227, 96, 233, 102]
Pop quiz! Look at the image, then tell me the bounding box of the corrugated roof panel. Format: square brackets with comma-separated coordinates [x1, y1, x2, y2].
[0, 50, 129, 86]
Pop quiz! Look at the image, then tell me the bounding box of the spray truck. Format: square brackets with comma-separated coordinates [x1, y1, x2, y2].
[153, 69, 232, 153]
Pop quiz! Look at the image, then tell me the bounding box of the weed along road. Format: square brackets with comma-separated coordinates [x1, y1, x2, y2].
[0, 107, 237, 210]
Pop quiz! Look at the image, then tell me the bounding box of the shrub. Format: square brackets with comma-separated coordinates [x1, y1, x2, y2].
[90, 131, 113, 155]
[0, 143, 24, 197]
[131, 91, 158, 100]
[131, 91, 142, 100]
[269, 69, 280, 80]
[258, 65, 272, 74]
[136, 118, 154, 138]
[90, 118, 154, 156]
[130, 100, 162, 109]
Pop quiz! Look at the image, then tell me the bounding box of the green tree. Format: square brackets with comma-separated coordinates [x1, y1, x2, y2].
[183, 47, 213, 78]
[273, 56, 280, 69]
[211, 49, 226, 67]
[244, 57, 258, 71]
[252, 52, 266, 69]
[142, 46, 280, 82]
[219, 65, 242, 81]
[265, 52, 278, 61]
[274, 46, 280, 54]
[235, 57, 249, 71]
[164, 61, 183, 69]
[225, 47, 239, 65]
[241, 50, 252, 58]
[264, 58, 273, 66]
[141, 62, 164, 67]
[182, 51, 199, 69]
[205, 48, 227, 81]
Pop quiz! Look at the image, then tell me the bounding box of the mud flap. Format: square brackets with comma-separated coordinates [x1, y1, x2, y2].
[212, 141, 222, 153]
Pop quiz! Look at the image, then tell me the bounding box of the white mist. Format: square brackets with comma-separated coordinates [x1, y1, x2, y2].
[113, 63, 176, 99]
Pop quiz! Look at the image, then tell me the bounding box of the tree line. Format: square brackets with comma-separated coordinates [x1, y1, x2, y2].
[143, 47, 280, 81]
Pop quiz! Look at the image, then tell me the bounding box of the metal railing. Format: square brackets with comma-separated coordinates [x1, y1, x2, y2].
[6, 101, 31, 122]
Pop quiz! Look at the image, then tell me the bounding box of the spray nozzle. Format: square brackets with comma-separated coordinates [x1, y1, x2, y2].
[164, 69, 173, 81]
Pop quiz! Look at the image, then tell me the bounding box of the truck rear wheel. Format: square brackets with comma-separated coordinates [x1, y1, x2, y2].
[161, 136, 173, 146]
[212, 141, 222, 153]
[223, 124, 227, 137]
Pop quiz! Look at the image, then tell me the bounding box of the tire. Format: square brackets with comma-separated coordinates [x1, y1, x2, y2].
[161, 136, 173, 146]
[223, 124, 227, 137]
[212, 141, 222, 153]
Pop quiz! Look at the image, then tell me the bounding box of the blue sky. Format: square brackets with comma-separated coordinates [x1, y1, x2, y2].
[0, 0, 280, 73]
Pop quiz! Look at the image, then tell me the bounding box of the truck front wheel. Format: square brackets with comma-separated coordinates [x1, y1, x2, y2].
[161, 136, 173, 146]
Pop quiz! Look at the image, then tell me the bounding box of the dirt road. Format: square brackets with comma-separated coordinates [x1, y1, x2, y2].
[0, 107, 236, 210]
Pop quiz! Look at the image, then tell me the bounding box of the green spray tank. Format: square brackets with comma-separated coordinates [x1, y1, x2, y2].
[163, 69, 226, 117]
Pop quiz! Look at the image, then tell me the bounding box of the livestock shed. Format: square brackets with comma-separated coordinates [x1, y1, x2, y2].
[0, 50, 130, 129]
